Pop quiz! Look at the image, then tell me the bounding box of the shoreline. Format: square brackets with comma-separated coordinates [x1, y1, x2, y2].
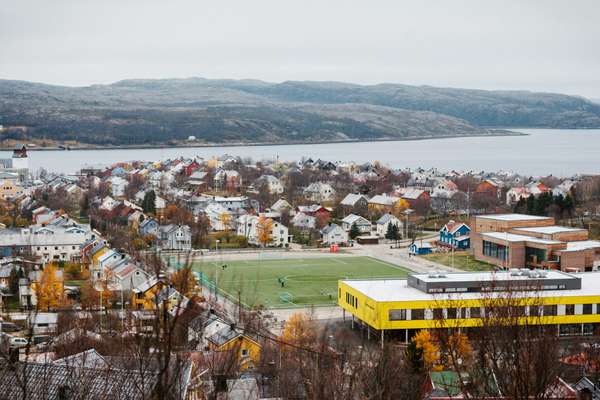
[0, 130, 526, 152]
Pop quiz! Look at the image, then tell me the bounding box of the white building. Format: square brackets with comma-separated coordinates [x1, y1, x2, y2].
[376, 213, 403, 238]
[0, 225, 93, 263]
[109, 176, 128, 198]
[256, 175, 284, 194]
[341, 214, 372, 233]
[237, 215, 290, 247]
[304, 182, 336, 203]
[158, 224, 192, 251]
[291, 212, 316, 230]
[320, 223, 348, 245]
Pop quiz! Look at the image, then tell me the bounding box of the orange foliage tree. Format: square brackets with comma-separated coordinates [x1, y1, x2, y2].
[34, 263, 64, 310]
[280, 312, 317, 349]
[256, 216, 273, 247]
[171, 267, 198, 298]
[413, 330, 441, 371]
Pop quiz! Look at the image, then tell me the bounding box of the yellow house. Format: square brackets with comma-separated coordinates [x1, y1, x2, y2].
[339, 270, 600, 343]
[0, 179, 24, 200]
[206, 326, 261, 370]
[131, 278, 162, 310]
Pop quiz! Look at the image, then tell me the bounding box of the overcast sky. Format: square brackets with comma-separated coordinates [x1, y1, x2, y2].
[1, 0, 599, 98]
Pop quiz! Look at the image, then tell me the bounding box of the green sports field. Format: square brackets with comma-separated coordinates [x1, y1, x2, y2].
[190, 256, 411, 308]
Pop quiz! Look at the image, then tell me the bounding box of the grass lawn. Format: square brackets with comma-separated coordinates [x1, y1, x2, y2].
[190, 256, 411, 309]
[420, 251, 495, 271]
[64, 280, 87, 287]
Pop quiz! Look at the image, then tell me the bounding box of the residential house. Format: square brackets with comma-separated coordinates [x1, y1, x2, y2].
[214, 169, 242, 191]
[158, 224, 192, 251]
[395, 187, 431, 210]
[255, 174, 284, 194]
[236, 215, 290, 247]
[376, 213, 403, 238]
[109, 176, 128, 198]
[438, 220, 471, 249]
[341, 214, 372, 234]
[271, 198, 293, 213]
[340, 193, 370, 216]
[475, 179, 503, 200]
[291, 212, 316, 230]
[320, 224, 348, 245]
[139, 217, 160, 237]
[368, 194, 400, 214]
[303, 182, 336, 203]
[205, 324, 261, 371]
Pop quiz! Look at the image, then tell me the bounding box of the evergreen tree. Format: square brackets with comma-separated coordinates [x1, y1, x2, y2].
[349, 223, 360, 239]
[405, 339, 424, 374]
[392, 223, 401, 240]
[526, 194, 535, 215]
[563, 194, 574, 217]
[385, 222, 394, 240]
[142, 190, 156, 214]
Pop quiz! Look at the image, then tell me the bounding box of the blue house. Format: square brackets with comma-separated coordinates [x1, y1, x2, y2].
[409, 241, 433, 255]
[139, 217, 160, 237]
[439, 220, 471, 250]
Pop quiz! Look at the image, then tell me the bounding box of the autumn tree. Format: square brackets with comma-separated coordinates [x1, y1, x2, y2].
[219, 211, 232, 232]
[392, 198, 410, 217]
[412, 330, 441, 371]
[256, 216, 273, 247]
[171, 267, 198, 298]
[34, 263, 64, 310]
[280, 312, 317, 349]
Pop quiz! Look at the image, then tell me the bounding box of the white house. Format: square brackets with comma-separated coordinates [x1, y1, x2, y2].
[237, 214, 290, 247]
[291, 212, 316, 230]
[341, 214, 372, 234]
[256, 175, 284, 194]
[109, 176, 128, 198]
[320, 223, 348, 245]
[271, 198, 293, 213]
[158, 224, 192, 251]
[304, 182, 336, 202]
[376, 213, 403, 238]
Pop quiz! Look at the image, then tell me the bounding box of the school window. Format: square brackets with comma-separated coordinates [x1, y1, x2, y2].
[389, 309, 407, 321]
[411, 309, 425, 320]
[583, 304, 593, 315]
[543, 305, 557, 316]
[565, 304, 575, 315]
[447, 308, 457, 319]
[529, 305, 541, 317]
[470, 307, 481, 318]
[482, 240, 507, 261]
[433, 308, 444, 320]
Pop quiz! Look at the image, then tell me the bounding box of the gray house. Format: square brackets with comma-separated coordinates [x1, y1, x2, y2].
[158, 224, 192, 251]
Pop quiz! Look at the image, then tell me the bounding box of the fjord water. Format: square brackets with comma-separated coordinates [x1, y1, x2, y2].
[3, 129, 600, 177]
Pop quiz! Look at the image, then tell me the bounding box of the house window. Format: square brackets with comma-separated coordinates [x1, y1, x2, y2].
[241, 349, 249, 358]
[389, 309, 407, 321]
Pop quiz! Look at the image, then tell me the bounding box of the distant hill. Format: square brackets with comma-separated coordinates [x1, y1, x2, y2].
[0, 78, 599, 147]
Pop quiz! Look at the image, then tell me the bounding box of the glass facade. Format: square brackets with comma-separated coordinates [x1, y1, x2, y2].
[482, 240, 507, 261]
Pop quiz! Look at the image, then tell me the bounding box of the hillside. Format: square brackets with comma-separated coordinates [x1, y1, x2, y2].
[0, 78, 599, 147]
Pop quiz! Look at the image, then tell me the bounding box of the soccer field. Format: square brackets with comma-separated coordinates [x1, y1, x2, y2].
[190, 256, 411, 308]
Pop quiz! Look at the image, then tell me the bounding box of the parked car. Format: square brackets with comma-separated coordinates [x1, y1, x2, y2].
[8, 336, 28, 349]
[0, 322, 21, 333]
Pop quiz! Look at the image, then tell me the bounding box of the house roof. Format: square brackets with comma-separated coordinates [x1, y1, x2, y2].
[321, 223, 342, 235]
[376, 213, 397, 225]
[342, 214, 370, 225]
[340, 193, 368, 206]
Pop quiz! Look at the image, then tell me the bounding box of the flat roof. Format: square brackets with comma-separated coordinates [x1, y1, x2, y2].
[413, 269, 572, 284]
[476, 214, 552, 222]
[563, 240, 600, 252]
[513, 226, 586, 234]
[481, 232, 563, 245]
[341, 271, 600, 303]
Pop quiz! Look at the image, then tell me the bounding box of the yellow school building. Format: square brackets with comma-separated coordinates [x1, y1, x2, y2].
[339, 269, 600, 343]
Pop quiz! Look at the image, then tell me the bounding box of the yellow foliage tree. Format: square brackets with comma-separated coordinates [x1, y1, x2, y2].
[446, 332, 473, 367]
[256, 216, 273, 247]
[413, 330, 441, 371]
[171, 267, 198, 298]
[392, 198, 410, 217]
[280, 312, 316, 349]
[219, 212, 232, 231]
[34, 263, 64, 310]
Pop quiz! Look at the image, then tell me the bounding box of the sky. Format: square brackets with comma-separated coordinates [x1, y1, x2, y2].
[1, 0, 599, 98]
